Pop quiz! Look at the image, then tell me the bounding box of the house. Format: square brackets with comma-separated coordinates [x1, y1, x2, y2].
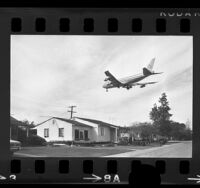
[32, 117, 119, 143]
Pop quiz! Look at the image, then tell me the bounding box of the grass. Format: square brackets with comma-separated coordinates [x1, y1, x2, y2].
[14, 145, 133, 157]
[13, 141, 192, 158]
[14, 142, 176, 157]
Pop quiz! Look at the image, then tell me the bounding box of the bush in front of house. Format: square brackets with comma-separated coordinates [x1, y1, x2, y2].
[23, 135, 47, 146]
[47, 141, 73, 146]
[118, 137, 129, 145]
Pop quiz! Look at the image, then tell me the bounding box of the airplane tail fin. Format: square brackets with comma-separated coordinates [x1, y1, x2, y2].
[143, 58, 156, 76]
[147, 58, 155, 71]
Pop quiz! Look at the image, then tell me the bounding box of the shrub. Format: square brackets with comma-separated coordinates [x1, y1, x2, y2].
[47, 141, 73, 146]
[118, 138, 129, 145]
[23, 135, 47, 146]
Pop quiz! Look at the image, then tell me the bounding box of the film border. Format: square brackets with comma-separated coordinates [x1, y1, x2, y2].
[0, 8, 199, 185]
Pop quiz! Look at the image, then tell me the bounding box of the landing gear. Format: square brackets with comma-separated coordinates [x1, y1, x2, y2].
[106, 89, 108, 92]
[126, 87, 131, 90]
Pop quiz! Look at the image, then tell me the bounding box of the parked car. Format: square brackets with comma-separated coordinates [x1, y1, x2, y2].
[10, 139, 21, 155]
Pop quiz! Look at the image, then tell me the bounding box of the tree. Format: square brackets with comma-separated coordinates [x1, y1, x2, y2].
[149, 93, 172, 137]
[129, 122, 155, 140]
[149, 104, 159, 125]
[158, 93, 172, 121]
[169, 121, 192, 140]
[140, 124, 154, 139]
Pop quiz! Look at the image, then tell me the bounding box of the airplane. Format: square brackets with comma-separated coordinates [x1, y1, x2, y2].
[103, 58, 162, 92]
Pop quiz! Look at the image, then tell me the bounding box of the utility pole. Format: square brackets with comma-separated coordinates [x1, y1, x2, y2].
[68, 105, 77, 119]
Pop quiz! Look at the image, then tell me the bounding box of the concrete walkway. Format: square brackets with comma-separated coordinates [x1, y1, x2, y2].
[104, 141, 192, 158]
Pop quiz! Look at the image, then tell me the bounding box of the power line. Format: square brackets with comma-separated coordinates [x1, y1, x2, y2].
[68, 105, 77, 119]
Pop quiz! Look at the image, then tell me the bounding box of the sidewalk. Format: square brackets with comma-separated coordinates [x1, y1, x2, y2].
[104, 141, 192, 158]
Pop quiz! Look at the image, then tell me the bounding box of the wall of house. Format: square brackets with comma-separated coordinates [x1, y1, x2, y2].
[74, 118, 98, 141]
[72, 118, 118, 143]
[97, 125, 111, 142]
[34, 118, 73, 142]
[72, 125, 94, 142]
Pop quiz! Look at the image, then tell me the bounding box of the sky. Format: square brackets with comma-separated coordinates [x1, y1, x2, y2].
[11, 35, 193, 128]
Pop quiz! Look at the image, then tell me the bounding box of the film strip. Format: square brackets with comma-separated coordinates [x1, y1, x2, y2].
[0, 7, 200, 186]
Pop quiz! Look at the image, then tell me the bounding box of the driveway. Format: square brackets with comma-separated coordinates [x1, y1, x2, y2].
[104, 141, 192, 158]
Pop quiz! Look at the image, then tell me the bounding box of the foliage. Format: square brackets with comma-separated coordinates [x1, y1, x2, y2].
[130, 122, 155, 139]
[10, 116, 46, 146]
[12, 128, 46, 146]
[149, 93, 172, 137]
[23, 135, 47, 146]
[22, 119, 35, 128]
[169, 121, 192, 140]
[120, 92, 193, 142]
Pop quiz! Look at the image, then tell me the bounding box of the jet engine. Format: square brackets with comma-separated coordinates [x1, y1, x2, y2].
[140, 85, 146, 88]
[126, 85, 132, 90]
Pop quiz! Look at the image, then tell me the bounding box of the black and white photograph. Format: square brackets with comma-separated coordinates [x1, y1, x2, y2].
[10, 35, 192, 158]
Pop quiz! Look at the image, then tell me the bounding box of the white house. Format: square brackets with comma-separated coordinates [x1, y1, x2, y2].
[32, 117, 119, 143]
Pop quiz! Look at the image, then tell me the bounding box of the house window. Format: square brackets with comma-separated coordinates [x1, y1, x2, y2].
[84, 130, 88, 140]
[80, 131, 84, 140]
[59, 128, 64, 137]
[100, 127, 104, 136]
[44, 128, 49, 138]
[75, 129, 79, 140]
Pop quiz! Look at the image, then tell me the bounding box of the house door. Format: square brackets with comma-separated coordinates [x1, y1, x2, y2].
[84, 130, 88, 140]
[80, 131, 84, 140]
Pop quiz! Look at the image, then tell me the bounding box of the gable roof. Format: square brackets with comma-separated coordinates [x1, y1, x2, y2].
[75, 117, 119, 129]
[35, 117, 53, 127]
[55, 117, 93, 128]
[10, 116, 33, 127]
[35, 117, 93, 128]
[10, 116, 20, 126]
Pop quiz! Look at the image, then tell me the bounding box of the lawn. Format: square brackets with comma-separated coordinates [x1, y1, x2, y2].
[14, 143, 166, 157]
[14, 145, 132, 157]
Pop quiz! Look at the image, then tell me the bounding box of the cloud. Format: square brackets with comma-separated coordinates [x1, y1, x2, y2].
[165, 67, 192, 91]
[11, 36, 193, 126]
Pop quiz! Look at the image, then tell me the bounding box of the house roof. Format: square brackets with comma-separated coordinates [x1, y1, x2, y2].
[55, 117, 94, 128]
[35, 118, 53, 127]
[10, 116, 20, 125]
[35, 117, 94, 128]
[75, 117, 119, 129]
[10, 116, 31, 127]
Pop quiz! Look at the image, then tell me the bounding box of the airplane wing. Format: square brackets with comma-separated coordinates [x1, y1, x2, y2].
[104, 71, 122, 87]
[134, 81, 157, 88]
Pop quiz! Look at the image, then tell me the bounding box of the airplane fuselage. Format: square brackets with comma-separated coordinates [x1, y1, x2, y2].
[104, 73, 149, 89]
